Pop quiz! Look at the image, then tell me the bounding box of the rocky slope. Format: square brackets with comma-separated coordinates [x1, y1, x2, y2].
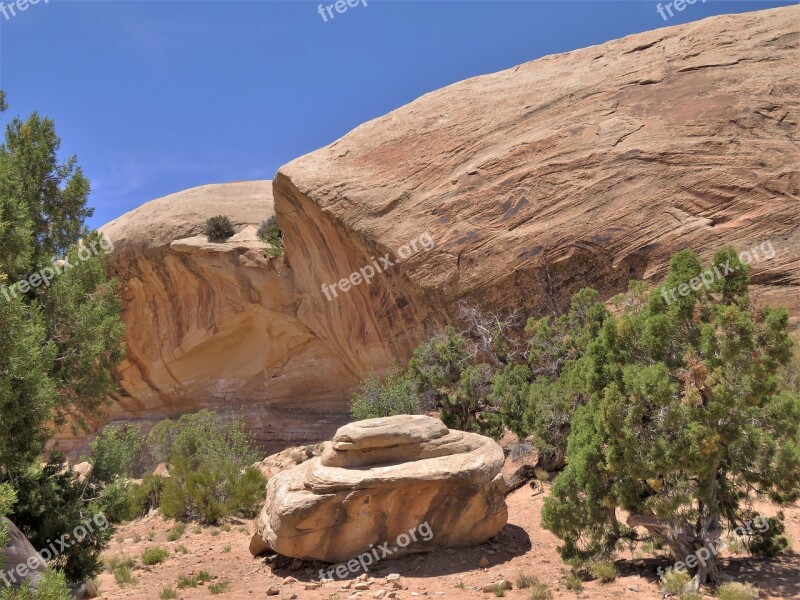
[61, 7, 798, 456]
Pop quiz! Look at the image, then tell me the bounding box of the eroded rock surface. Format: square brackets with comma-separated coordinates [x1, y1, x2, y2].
[251, 415, 508, 563]
[275, 7, 799, 329]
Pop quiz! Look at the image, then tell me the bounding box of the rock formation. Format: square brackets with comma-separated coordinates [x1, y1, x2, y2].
[61, 7, 798, 456]
[250, 415, 508, 562]
[274, 5, 799, 330]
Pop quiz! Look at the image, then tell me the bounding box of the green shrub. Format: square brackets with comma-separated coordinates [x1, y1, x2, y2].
[745, 513, 790, 558]
[223, 544, 231, 553]
[590, 561, 617, 583]
[209, 581, 230, 595]
[151, 411, 265, 523]
[349, 368, 421, 420]
[526, 577, 553, 600]
[0, 569, 72, 600]
[147, 410, 260, 469]
[159, 588, 178, 600]
[681, 592, 704, 600]
[8, 454, 112, 582]
[561, 570, 583, 592]
[177, 571, 212, 589]
[166, 522, 186, 541]
[141, 546, 169, 565]
[257, 216, 284, 257]
[0, 482, 17, 549]
[160, 460, 265, 524]
[515, 573, 536, 589]
[85, 424, 144, 484]
[204, 215, 235, 241]
[175, 544, 188, 555]
[124, 473, 165, 518]
[660, 569, 691, 596]
[112, 563, 136, 587]
[409, 326, 501, 437]
[716, 582, 759, 600]
[492, 586, 505, 597]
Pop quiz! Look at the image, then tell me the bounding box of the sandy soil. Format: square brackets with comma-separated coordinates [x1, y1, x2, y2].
[95, 465, 800, 600]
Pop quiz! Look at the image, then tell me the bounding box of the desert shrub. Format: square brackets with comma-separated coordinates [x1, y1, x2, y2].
[681, 592, 704, 600]
[744, 513, 790, 558]
[85, 424, 144, 484]
[159, 456, 265, 524]
[147, 411, 264, 523]
[166, 522, 186, 541]
[209, 581, 230, 594]
[141, 546, 169, 565]
[112, 562, 136, 587]
[159, 588, 178, 600]
[102, 555, 133, 573]
[349, 368, 421, 420]
[125, 473, 165, 518]
[0, 569, 72, 600]
[204, 215, 235, 241]
[177, 571, 212, 589]
[560, 569, 583, 592]
[660, 569, 691, 596]
[716, 582, 759, 600]
[409, 326, 502, 437]
[147, 410, 260, 468]
[515, 573, 536, 589]
[510, 440, 534, 462]
[257, 216, 284, 257]
[94, 479, 136, 524]
[525, 577, 553, 600]
[589, 561, 617, 583]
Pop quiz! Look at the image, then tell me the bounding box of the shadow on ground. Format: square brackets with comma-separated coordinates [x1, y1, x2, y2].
[617, 551, 800, 598]
[264, 523, 532, 582]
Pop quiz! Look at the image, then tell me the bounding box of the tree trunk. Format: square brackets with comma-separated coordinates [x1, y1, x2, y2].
[535, 448, 566, 473]
[504, 464, 539, 494]
[626, 513, 726, 588]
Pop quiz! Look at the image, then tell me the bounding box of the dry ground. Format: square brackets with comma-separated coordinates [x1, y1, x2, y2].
[96, 477, 800, 600]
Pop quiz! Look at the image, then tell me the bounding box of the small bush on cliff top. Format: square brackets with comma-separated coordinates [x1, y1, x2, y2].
[204, 215, 235, 241]
[257, 216, 284, 257]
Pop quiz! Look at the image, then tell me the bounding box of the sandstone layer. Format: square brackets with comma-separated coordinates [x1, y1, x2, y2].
[55, 182, 380, 456]
[251, 415, 508, 563]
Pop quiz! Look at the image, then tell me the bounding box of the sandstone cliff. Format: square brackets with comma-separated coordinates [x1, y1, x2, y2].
[62, 7, 799, 456]
[275, 6, 798, 330]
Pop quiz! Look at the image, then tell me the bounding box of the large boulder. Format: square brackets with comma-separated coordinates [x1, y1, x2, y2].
[1, 518, 45, 590]
[250, 415, 507, 563]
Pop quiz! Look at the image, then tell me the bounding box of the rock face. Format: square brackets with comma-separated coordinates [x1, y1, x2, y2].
[61, 7, 799, 456]
[251, 415, 507, 562]
[274, 6, 799, 331]
[54, 182, 380, 457]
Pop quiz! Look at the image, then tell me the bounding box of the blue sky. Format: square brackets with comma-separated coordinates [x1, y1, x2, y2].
[0, 0, 794, 228]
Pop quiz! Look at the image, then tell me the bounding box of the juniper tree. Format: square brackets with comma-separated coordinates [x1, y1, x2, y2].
[541, 249, 800, 587]
[492, 288, 609, 470]
[0, 95, 125, 582]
